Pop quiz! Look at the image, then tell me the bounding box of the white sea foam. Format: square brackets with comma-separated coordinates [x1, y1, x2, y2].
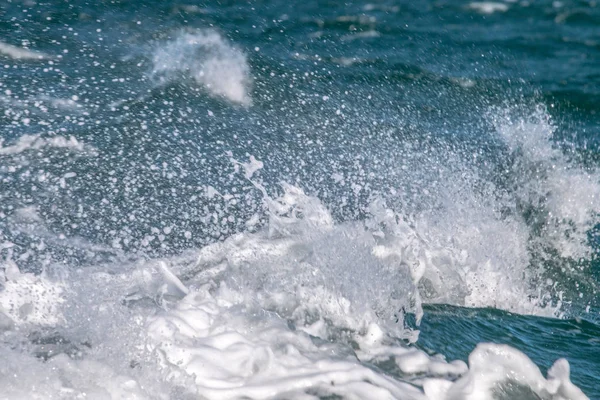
[0, 41, 47, 60]
[143, 274, 587, 399]
[0, 260, 64, 327]
[444, 344, 588, 400]
[0, 134, 87, 155]
[341, 30, 381, 42]
[151, 30, 252, 105]
[0, 104, 595, 398]
[147, 285, 427, 399]
[468, 2, 510, 14]
[0, 179, 589, 399]
[489, 106, 600, 260]
[351, 105, 600, 314]
[0, 347, 147, 400]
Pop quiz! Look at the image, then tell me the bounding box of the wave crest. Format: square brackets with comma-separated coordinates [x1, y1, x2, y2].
[151, 30, 252, 105]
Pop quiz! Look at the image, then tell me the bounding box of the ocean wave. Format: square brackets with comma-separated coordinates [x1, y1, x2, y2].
[0, 214, 587, 399]
[0, 150, 592, 397]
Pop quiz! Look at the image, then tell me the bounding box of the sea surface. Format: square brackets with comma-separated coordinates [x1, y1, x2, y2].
[0, 0, 599, 399]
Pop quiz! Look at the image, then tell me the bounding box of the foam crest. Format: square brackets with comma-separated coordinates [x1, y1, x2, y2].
[147, 285, 428, 400]
[194, 150, 570, 320]
[468, 2, 509, 14]
[0, 200, 589, 399]
[367, 186, 551, 316]
[490, 106, 600, 259]
[0, 134, 87, 155]
[0, 41, 47, 60]
[179, 183, 417, 340]
[444, 344, 588, 400]
[151, 30, 252, 105]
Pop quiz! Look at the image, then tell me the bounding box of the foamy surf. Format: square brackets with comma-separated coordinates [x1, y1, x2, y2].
[0, 260, 64, 327]
[0, 134, 87, 155]
[490, 106, 600, 260]
[467, 2, 510, 14]
[0, 182, 589, 399]
[0, 116, 593, 397]
[0, 41, 47, 60]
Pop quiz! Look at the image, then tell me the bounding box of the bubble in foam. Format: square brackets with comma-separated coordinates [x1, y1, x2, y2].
[151, 30, 252, 105]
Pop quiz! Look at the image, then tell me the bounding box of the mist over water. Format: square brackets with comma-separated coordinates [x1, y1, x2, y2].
[1, 0, 599, 398]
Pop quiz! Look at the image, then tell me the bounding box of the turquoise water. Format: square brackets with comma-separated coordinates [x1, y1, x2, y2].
[1, 1, 599, 398]
[420, 305, 600, 396]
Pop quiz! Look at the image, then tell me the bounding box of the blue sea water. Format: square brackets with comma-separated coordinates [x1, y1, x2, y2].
[0, 0, 599, 398]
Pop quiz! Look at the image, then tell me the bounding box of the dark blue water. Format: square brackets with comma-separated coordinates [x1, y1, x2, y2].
[1, 0, 599, 398]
